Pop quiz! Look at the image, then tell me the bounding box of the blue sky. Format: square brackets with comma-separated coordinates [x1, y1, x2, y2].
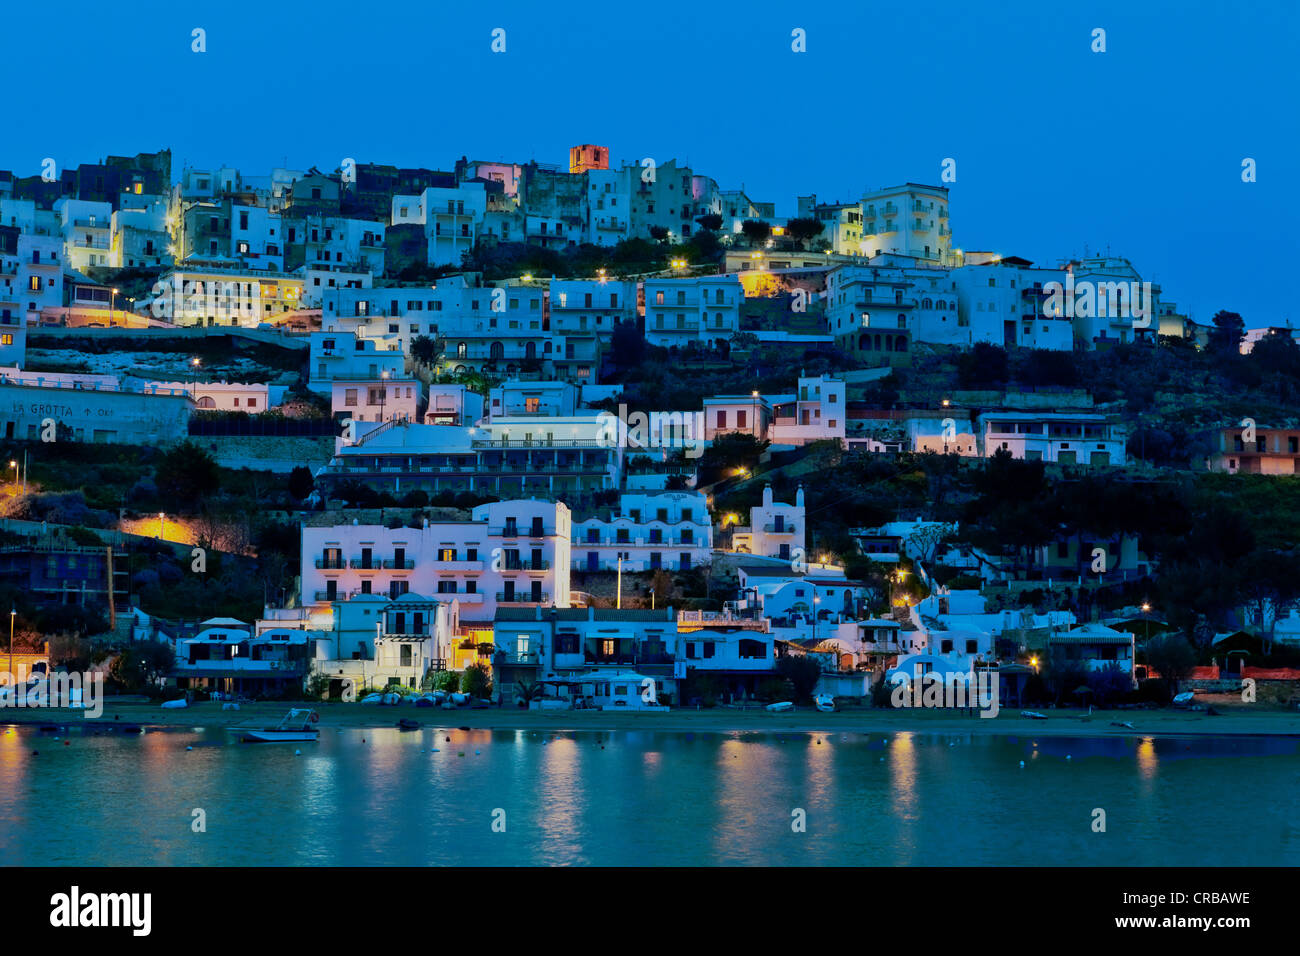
[2, 0, 1296, 324]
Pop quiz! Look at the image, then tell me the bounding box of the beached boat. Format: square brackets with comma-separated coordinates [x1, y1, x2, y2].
[767, 701, 795, 713]
[234, 709, 320, 743]
[1020, 710, 1048, 720]
[1172, 691, 1196, 706]
[814, 695, 836, 713]
[397, 718, 421, 731]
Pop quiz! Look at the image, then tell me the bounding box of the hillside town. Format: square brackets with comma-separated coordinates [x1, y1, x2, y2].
[1, 143, 1298, 716]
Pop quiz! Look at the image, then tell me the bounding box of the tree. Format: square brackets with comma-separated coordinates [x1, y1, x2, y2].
[1142, 633, 1196, 693]
[460, 662, 493, 699]
[410, 334, 441, 367]
[155, 441, 220, 506]
[1208, 310, 1246, 355]
[109, 640, 176, 693]
[785, 217, 825, 249]
[695, 213, 723, 232]
[740, 219, 772, 247]
[288, 466, 315, 501]
[775, 654, 823, 703]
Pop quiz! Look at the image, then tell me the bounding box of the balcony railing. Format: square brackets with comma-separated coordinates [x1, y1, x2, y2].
[315, 558, 345, 569]
[383, 558, 415, 569]
[496, 592, 549, 604]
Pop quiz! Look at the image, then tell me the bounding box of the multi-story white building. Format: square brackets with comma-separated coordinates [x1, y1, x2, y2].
[229, 202, 284, 271]
[858, 184, 952, 264]
[318, 416, 623, 498]
[392, 182, 487, 266]
[331, 377, 422, 423]
[111, 195, 172, 269]
[300, 500, 572, 623]
[488, 380, 580, 419]
[825, 259, 958, 361]
[642, 275, 742, 349]
[768, 375, 845, 445]
[951, 255, 1073, 350]
[55, 198, 114, 272]
[309, 328, 406, 394]
[732, 486, 806, 561]
[584, 168, 632, 245]
[425, 384, 485, 425]
[571, 491, 713, 572]
[978, 412, 1127, 465]
[17, 234, 63, 319]
[1060, 255, 1161, 348]
[492, 606, 681, 702]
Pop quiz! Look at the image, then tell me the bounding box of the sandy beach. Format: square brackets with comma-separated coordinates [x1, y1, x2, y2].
[5, 697, 1300, 737]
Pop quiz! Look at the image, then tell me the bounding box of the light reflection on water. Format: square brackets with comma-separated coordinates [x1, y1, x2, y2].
[0, 726, 1296, 866]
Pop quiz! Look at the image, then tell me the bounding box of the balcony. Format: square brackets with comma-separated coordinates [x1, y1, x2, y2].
[762, 523, 798, 534]
[315, 558, 346, 569]
[498, 650, 539, 665]
[496, 591, 549, 604]
[349, 558, 381, 570]
[503, 559, 551, 572]
[382, 558, 415, 569]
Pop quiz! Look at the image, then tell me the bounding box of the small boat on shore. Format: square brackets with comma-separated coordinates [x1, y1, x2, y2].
[767, 701, 794, 713]
[234, 709, 320, 743]
[1020, 711, 1048, 720]
[814, 695, 836, 713]
[398, 718, 421, 731]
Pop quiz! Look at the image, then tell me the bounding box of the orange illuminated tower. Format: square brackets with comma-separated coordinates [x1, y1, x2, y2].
[569, 144, 609, 174]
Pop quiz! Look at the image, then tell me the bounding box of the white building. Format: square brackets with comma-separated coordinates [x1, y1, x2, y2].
[767, 374, 845, 445]
[978, 412, 1127, 465]
[858, 184, 952, 264]
[732, 486, 806, 561]
[145, 380, 271, 412]
[642, 275, 742, 349]
[572, 491, 713, 572]
[331, 377, 422, 423]
[392, 182, 487, 266]
[55, 198, 114, 272]
[951, 256, 1073, 350]
[488, 380, 580, 419]
[425, 384, 485, 425]
[309, 328, 406, 394]
[825, 259, 958, 358]
[300, 500, 572, 624]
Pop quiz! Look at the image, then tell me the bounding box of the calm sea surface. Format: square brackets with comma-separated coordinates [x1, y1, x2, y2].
[1, 725, 1296, 866]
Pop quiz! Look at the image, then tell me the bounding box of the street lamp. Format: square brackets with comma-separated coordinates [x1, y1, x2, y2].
[7, 609, 14, 685]
[158, 512, 165, 540]
[110, 287, 119, 326]
[190, 357, 201, 397]
[380, 369, 390, 422]
[8, 460, 15, 496]
[1141, 602, 1151, 642]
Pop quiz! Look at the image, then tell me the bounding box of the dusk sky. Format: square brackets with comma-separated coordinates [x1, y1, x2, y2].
[3, 0, 1295, 324]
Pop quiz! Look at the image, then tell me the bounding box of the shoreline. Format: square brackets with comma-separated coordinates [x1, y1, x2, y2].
[6, 700, 1300, 738]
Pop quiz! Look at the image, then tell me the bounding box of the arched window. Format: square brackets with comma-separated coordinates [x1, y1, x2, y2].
[859, 334, 872, 351]
[196, 396, 216, 408]
[489, 341, 504, 361]
[525, 341, 536, 360]
[896, 336, 908, 352]
[922, 298, 932, 309]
